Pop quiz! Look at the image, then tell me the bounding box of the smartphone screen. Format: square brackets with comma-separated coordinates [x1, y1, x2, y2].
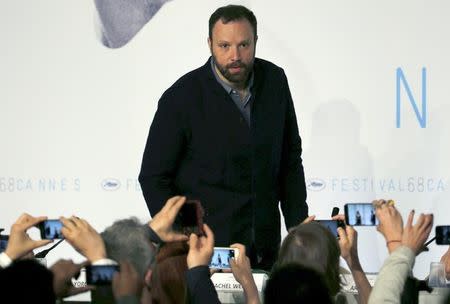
[0, 235, 8, 253]
[344, 203, 378, 226]
[209, 247, 237, 270]
[85, 264, 120, 285]
[39, 220, 64, 239]
[436, 226, 450, 245]
[178, 200, 204, 236]
[316, 220, 339, 237]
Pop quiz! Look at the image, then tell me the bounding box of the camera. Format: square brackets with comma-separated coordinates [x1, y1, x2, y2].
[178, 199, 205, 236]
[85, 264, 120, 285]
[209, 247, 239, 270]
[344, 203, 378, 226]
[436, 226, 450, 245]
[38, 220, 64, 240]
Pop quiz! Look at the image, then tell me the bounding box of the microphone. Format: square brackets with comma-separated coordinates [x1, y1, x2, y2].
[331, 207, 339, 217]
[331, 207, 345, 229]
[35, 239, 65, 258]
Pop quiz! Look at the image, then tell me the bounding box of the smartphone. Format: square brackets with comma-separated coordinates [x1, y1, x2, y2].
[38, 220, 64, 240]
[0, 235, 8, 253]
[178, 199, 205, 236]
[316, 220, 339, 237]
[436, 226, 450, 245]
[344, 203, 378, 226]
[209, 247, 239, 270]
[85, 264, 120, 285]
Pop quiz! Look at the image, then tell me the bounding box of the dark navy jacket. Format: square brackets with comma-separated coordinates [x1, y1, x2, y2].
[139, 57, 308, 263]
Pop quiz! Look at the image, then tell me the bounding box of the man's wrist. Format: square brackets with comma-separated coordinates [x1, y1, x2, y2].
[146, 224, 163, 244]
[387, 241, 402, 253]
[344, 255, 360, 269]
[187, 261, 208, 269]
[89, 253, 108, 262]
[4, 248, 18, 261]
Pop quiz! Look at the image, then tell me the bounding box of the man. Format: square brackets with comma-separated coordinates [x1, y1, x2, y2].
[139, 4, 308, 270]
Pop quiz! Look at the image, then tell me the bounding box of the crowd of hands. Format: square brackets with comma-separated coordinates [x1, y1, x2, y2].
[2, 196, 259, 302]
[1, 196, 448, 303]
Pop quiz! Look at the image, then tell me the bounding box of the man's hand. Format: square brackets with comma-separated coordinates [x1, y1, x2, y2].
[187, 224, 214, 269]
[230, 243, 260, 304]
[374, 199, 403, 253]
[229, 244, 253, 286]
[4, 213, 52, 260]
[60, 216, 107, 262]
[149, 196, 189, 242]
[338, 225, 359, 268]
[401, 210, 433, 255]
[50, 259, 92, 298]
[112, 260, 143, 299]
[440, 247, 450, 280]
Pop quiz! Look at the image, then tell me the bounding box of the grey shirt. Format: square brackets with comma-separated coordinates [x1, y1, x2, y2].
[210, 59, 254, 127]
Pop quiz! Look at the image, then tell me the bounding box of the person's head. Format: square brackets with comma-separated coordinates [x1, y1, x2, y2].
[150, 241, 189, 304]
[275, 222, 341, 296]
[0, 259, 55, 303]
[93, 217, 156, 303]
[264, 263, 333, 304]
[101, 217, 155, 280]
[208, 5, 258, 88]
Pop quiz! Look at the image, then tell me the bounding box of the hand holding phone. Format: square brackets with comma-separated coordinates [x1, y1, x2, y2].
[38, 220, 64, 240]
[209, 247, 239, 269]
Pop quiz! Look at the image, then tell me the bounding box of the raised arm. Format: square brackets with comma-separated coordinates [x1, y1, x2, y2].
[230, 243, 260, 304]
[338, 224, 371, 304]
[369, 207, 433, 304]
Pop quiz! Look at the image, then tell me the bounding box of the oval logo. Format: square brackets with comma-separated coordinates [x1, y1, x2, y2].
[101, 178, 121, 191]
[306, 178, 326, 191]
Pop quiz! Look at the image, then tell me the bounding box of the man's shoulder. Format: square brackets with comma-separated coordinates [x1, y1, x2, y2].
[164, 61, 210, 95]
[157, 61, 210, 108]
[255, 58, 285, 75]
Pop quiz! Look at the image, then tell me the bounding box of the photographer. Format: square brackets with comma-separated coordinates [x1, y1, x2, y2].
[0, 213, 90, 302]
[0, 213, 51, 267]
[368, 199, 433, 304]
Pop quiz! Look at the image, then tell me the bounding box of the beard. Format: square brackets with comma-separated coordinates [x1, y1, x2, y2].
[212, 53, 254, 85]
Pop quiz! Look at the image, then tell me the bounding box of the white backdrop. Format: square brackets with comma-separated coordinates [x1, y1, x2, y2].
[1, 0, 449, 294]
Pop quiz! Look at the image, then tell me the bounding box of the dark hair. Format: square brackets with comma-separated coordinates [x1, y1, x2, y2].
[151, 241, 189, 304]
[275, 222, 341, 296]
[264, 263, 333, 304]
[209, 5, 257, 39]
[0, 259, 55, 303]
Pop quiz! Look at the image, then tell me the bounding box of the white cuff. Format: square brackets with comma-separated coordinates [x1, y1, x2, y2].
[92, 258, 118, 265]
[0, 252, 13, 268]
